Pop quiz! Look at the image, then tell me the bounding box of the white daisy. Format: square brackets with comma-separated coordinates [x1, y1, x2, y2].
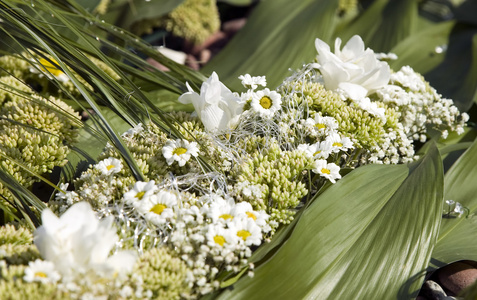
[250, 88, 282, 118]
[233, 202, 271, 233]
[95, 157, 123, 176]
[205, 223, 239, 249]
[238, 74, 267, 90]
[162, 139, 200, 166]
[298, 141, 333, 160]
[230, 217, 263, 247]
[121, 123, 144, 138]
[311, 115, 339, 135]
[312, 160, 341, 183]
[134, 190, 178, 225]
[23, 259, 61, 284]
[205, 196, 236, 223]
[326, 133, 354, 153]
[123, 180, 157, 205]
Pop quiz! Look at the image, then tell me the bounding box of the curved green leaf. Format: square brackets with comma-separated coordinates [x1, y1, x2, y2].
[202, 0, 339, 90]
[336, 0, 418, 52]
[216, 144, 443, 299]
[432, 137, 477, 268]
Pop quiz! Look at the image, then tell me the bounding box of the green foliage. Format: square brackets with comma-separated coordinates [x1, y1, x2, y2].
[431, 136, 477, 268]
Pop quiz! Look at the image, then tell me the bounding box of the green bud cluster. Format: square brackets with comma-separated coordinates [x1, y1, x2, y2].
[232, 138, 314, 227]
[0, 77, 81, 203]
[132, 0, 220, 44]
[132, 248, 192, 300]
[0, 225, 39, 266]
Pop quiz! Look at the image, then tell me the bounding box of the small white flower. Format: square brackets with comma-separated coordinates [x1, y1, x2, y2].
[205, 196, 236, 223]
[162, 139, 199, 166]
[23, 259, 60, 284]
[298, 141, 333, 160]
[179, 72, 243, 132]
[95, 157, 123, 176]
[121, 123, 144, 137]
[250, 88, 282, 118]
[238, 74, 267, 90]
[312, 160, 341, 183]
[123, 180, 157, 205]
[230, 217, 263, 247]
[54, 183, 78, 205]
[233, 202, 271, 233]
[205, 223, 239, 249]
[311, 115, 339, 134]
[134, 190, 178, 225]
[326, 133, 354, 153]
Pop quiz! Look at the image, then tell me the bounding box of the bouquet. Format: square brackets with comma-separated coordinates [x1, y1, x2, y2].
[0, 0, 476, 299]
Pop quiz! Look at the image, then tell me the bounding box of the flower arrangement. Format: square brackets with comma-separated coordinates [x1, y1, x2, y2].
[1, 0, 477, 299]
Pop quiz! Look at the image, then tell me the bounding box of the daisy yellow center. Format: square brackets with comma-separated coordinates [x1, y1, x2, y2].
[173, 147, 187, 155]
[135, 191, 145, 199]
[35, 272, 48, 278]
[315, 123, 326, 130]
[259, 96, 272, 109]
[150, 204, 167, 215]
[106, 164, 115, 171]
[214, 235, 226, 246]
[321, 168, 331, 175]
[246, 211, 257, 220]
[313, 151, 322, 156]
[333, 142, 343, 147]
[39, 58, 64, 77]
[219, 214, 233, 220]
[237, 230, 251, 241]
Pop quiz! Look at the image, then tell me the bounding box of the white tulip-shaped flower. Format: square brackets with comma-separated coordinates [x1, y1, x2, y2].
[34, 202, 136, 281]
[314, 35, 390, 99]
[179, 72, 243, 132]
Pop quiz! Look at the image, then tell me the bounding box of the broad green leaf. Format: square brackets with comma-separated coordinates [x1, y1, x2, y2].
[336, 0, 418, 52]
[431, 136, 477, 268]
[216, 144, 443, 299]
[388, 21, 455, 75]
[202, 0, 339, 90]
[424, 24, 477, 112]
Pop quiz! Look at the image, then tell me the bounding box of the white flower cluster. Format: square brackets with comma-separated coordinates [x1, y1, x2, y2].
[297, 114, 353, 183]
[377, 65, 468, 141]
[116, 178, 271, 295]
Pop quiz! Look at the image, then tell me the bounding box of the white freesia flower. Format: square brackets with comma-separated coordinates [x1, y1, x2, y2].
[178, 72, 243, 132]
[34, 202, 136, 281]
[162, 139, 200, 166]
[314, 35, 390, 98]
[95, 157, 123, 176]
[23, 259, 61, 284]
[312, 160, 341, 183]
[238, 74, 267, 90]
[250, 88, 282, 118]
